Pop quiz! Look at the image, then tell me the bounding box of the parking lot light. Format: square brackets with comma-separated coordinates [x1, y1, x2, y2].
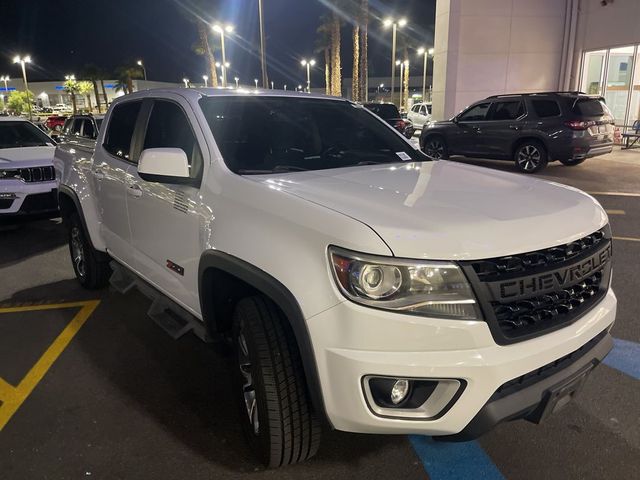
[417, 47, 433, 102]
[213, 23, 234, 87]
[13, 55, 32, 120]
[182, 78, 189, 88]
[301, 59, 316, 92]
[254, 78, 258, 88]
[137, 60, 147, 81]
[202, 75, 209, 87]
[234, 76, 239, 88]
[383, 19, 407, 107]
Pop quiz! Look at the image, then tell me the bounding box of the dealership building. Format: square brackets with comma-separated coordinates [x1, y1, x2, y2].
[432, 0, 640, 127]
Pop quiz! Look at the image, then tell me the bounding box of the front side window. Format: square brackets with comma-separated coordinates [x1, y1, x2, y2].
[103, 101, 142, 160]
[82, 119, 95, 139]
[458, 103, 490, 122]
[0, 122, 53, 149]
[71, 119, 83, 136]
[200, 96, 428, 174]
[142, 100, 202, 179]
[62, 119, 74, 135]
[488, 101, 525, 121]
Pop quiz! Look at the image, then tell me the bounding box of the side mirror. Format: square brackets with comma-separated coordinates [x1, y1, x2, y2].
[138, 148, 190, 183]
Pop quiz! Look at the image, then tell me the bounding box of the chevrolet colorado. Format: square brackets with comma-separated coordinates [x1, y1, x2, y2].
[55, 89, 616, 468]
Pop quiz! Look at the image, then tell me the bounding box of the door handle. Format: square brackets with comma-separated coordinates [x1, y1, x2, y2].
[94, 168, 105, 180]
[127, 183, 143, 198]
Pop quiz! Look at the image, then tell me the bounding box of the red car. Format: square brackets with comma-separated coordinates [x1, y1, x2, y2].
[44, 115, 67, 131]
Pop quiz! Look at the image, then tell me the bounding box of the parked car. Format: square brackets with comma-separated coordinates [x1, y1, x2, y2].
[408, 102, 432, 129]
[52, 103, 71, 114]
[55, 114, 104, 153]
[0, 117, 59, 220]
[45, 115, 68, 132]
[420, 91, 615, 173]
[56, 89, 615, 467]
[363, 102, 415, 138]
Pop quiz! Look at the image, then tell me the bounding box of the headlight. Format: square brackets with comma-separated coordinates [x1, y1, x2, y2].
[329, 246, 482, 320]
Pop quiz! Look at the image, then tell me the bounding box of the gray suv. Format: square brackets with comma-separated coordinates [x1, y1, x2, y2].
[420, 92, 615, 173]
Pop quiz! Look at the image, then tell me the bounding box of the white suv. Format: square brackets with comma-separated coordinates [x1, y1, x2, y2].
[0, 117, 58, 220]
[55, 89, 616, 467]
[408, 102, 432, 129]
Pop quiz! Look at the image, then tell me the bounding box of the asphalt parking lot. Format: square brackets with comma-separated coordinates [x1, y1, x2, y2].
[1, 148, 639, 479]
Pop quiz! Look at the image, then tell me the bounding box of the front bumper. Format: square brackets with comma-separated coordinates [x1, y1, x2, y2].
[307, 288, 616, 436]
[0, 179, 59, 220]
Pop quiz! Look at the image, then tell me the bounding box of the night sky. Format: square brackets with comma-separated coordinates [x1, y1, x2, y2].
[1, 0, 435, 86]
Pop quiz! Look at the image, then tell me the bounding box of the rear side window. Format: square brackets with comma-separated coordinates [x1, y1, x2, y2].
[103, 101, 142, 160]
[82, 119, 95, 138]
[142, 100, 202, 179]
[572, 98, 605, 116]
[365, 103, 400, 119]
[489, 101, 525, 120]
[532, 100, 561, 118]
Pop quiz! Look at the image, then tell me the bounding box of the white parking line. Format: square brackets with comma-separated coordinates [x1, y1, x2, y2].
[614, 236, 640, 243]
[606, 210, 626, 215]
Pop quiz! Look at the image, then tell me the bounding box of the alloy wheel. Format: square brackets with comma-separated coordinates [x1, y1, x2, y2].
[70, 226, 86, 278]
[238, 328, 259, 435]
[517, 145, 541, 172]
[425, 138, 444, 159]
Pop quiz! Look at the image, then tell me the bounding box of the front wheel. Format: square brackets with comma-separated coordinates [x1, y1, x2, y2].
[232, 296, 321, 468]
[514, 141, 548, 173]
[559, 158, 586, 166]
[67, 212, 111, 289]
[423, 135, 449, 159]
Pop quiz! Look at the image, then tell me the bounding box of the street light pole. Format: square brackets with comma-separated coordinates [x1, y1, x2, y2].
[254, 78, 259, 89]
[417, 47, 433, 102]
[234, 77, 239, 88]
[258, 0, 268, 88]
[137, 60, 147, 81]
[301, 59, 316, 93]
[183, 78, 189, 88]
[202, 75, 209, 87]
[383, 18, 406, 107]
[213, 24, 234, 88]
[13, 56, 32, 120]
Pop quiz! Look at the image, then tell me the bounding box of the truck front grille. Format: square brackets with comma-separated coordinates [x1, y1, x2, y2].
[460, 227, 612, 345]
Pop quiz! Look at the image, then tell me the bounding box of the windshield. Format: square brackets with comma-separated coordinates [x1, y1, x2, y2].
[200, 96, 427, 174]
[0, 121, 53, 149]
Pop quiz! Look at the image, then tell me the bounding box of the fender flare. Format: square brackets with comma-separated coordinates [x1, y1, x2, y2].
[57, 184, 100, 252]
[198, 249, 328, 423]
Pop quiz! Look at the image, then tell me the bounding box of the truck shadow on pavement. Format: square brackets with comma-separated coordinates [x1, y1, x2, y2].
[0, 218, 67, 269]
[1, 280, 406, 475]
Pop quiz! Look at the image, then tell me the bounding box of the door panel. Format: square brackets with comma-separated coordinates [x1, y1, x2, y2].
[480, 100, 527, 157]
[126, 97, 205, 314]
[454, 102, 491, 155]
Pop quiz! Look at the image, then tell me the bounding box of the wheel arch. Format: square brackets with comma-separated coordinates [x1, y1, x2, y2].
[511, 136, 548, 158]
[58, 185, 106, 255]
[198, 249, 329, 424]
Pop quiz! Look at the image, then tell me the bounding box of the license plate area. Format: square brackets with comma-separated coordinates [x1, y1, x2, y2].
[527, 363, 595, 424]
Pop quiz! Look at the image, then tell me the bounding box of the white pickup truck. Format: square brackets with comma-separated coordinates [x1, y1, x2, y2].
[55, 89, 616, 468]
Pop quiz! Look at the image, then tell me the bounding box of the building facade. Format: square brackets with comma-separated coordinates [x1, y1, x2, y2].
[433, 0, 640, 127]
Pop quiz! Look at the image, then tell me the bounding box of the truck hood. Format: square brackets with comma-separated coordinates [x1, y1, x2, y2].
[0, 146, 56, 168]
[250, 161, 608, 260]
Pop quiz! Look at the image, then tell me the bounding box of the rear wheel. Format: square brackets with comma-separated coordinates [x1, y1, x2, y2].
[423, 135, 449, 159]
[514, 141, 548, 173]
[559, 158, 586, 166]
[232, 295, 321, 468]
[67, 212, 111, 289]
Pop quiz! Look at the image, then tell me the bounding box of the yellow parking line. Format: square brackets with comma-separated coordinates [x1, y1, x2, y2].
[606, 209, 626, 215]
[0, 300, 100, 431]
[614, 236, 640, 243]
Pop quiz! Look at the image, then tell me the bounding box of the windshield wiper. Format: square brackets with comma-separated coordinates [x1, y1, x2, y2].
[238, 165, 309, 175]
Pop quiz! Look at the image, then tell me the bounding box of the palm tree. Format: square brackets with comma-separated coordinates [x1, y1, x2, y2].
[195, 20, 219, 87]
[78, 81, 94, 112]
[63, 79, 80, 114]
[115, 65, 143, 95]
[82, 64, 103, 113]
[316, 14, 333, 95]
[358, 0, 369, 101]
[351, 14, 360, 101]
[330, 10, 342, 96]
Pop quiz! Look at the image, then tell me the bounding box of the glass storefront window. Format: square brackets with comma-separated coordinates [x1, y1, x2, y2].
[629, 46, 640, 126]
[581, 50, 606, 95]
[604, 46, 635, 124]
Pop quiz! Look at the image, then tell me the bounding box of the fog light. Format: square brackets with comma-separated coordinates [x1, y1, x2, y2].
[391, 379, 410, 405]
[0, 193, 17, 199]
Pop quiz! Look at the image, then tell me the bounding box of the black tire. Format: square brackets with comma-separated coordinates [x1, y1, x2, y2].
[559, 158, 586, 166]
[514, 140, 548, 173]
[67, 212, 111, 289]
[422, 135, 449, 159]
[232, 295, 321, 468]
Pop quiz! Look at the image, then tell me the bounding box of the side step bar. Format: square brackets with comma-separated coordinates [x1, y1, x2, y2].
[109, 261, 212, 343]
